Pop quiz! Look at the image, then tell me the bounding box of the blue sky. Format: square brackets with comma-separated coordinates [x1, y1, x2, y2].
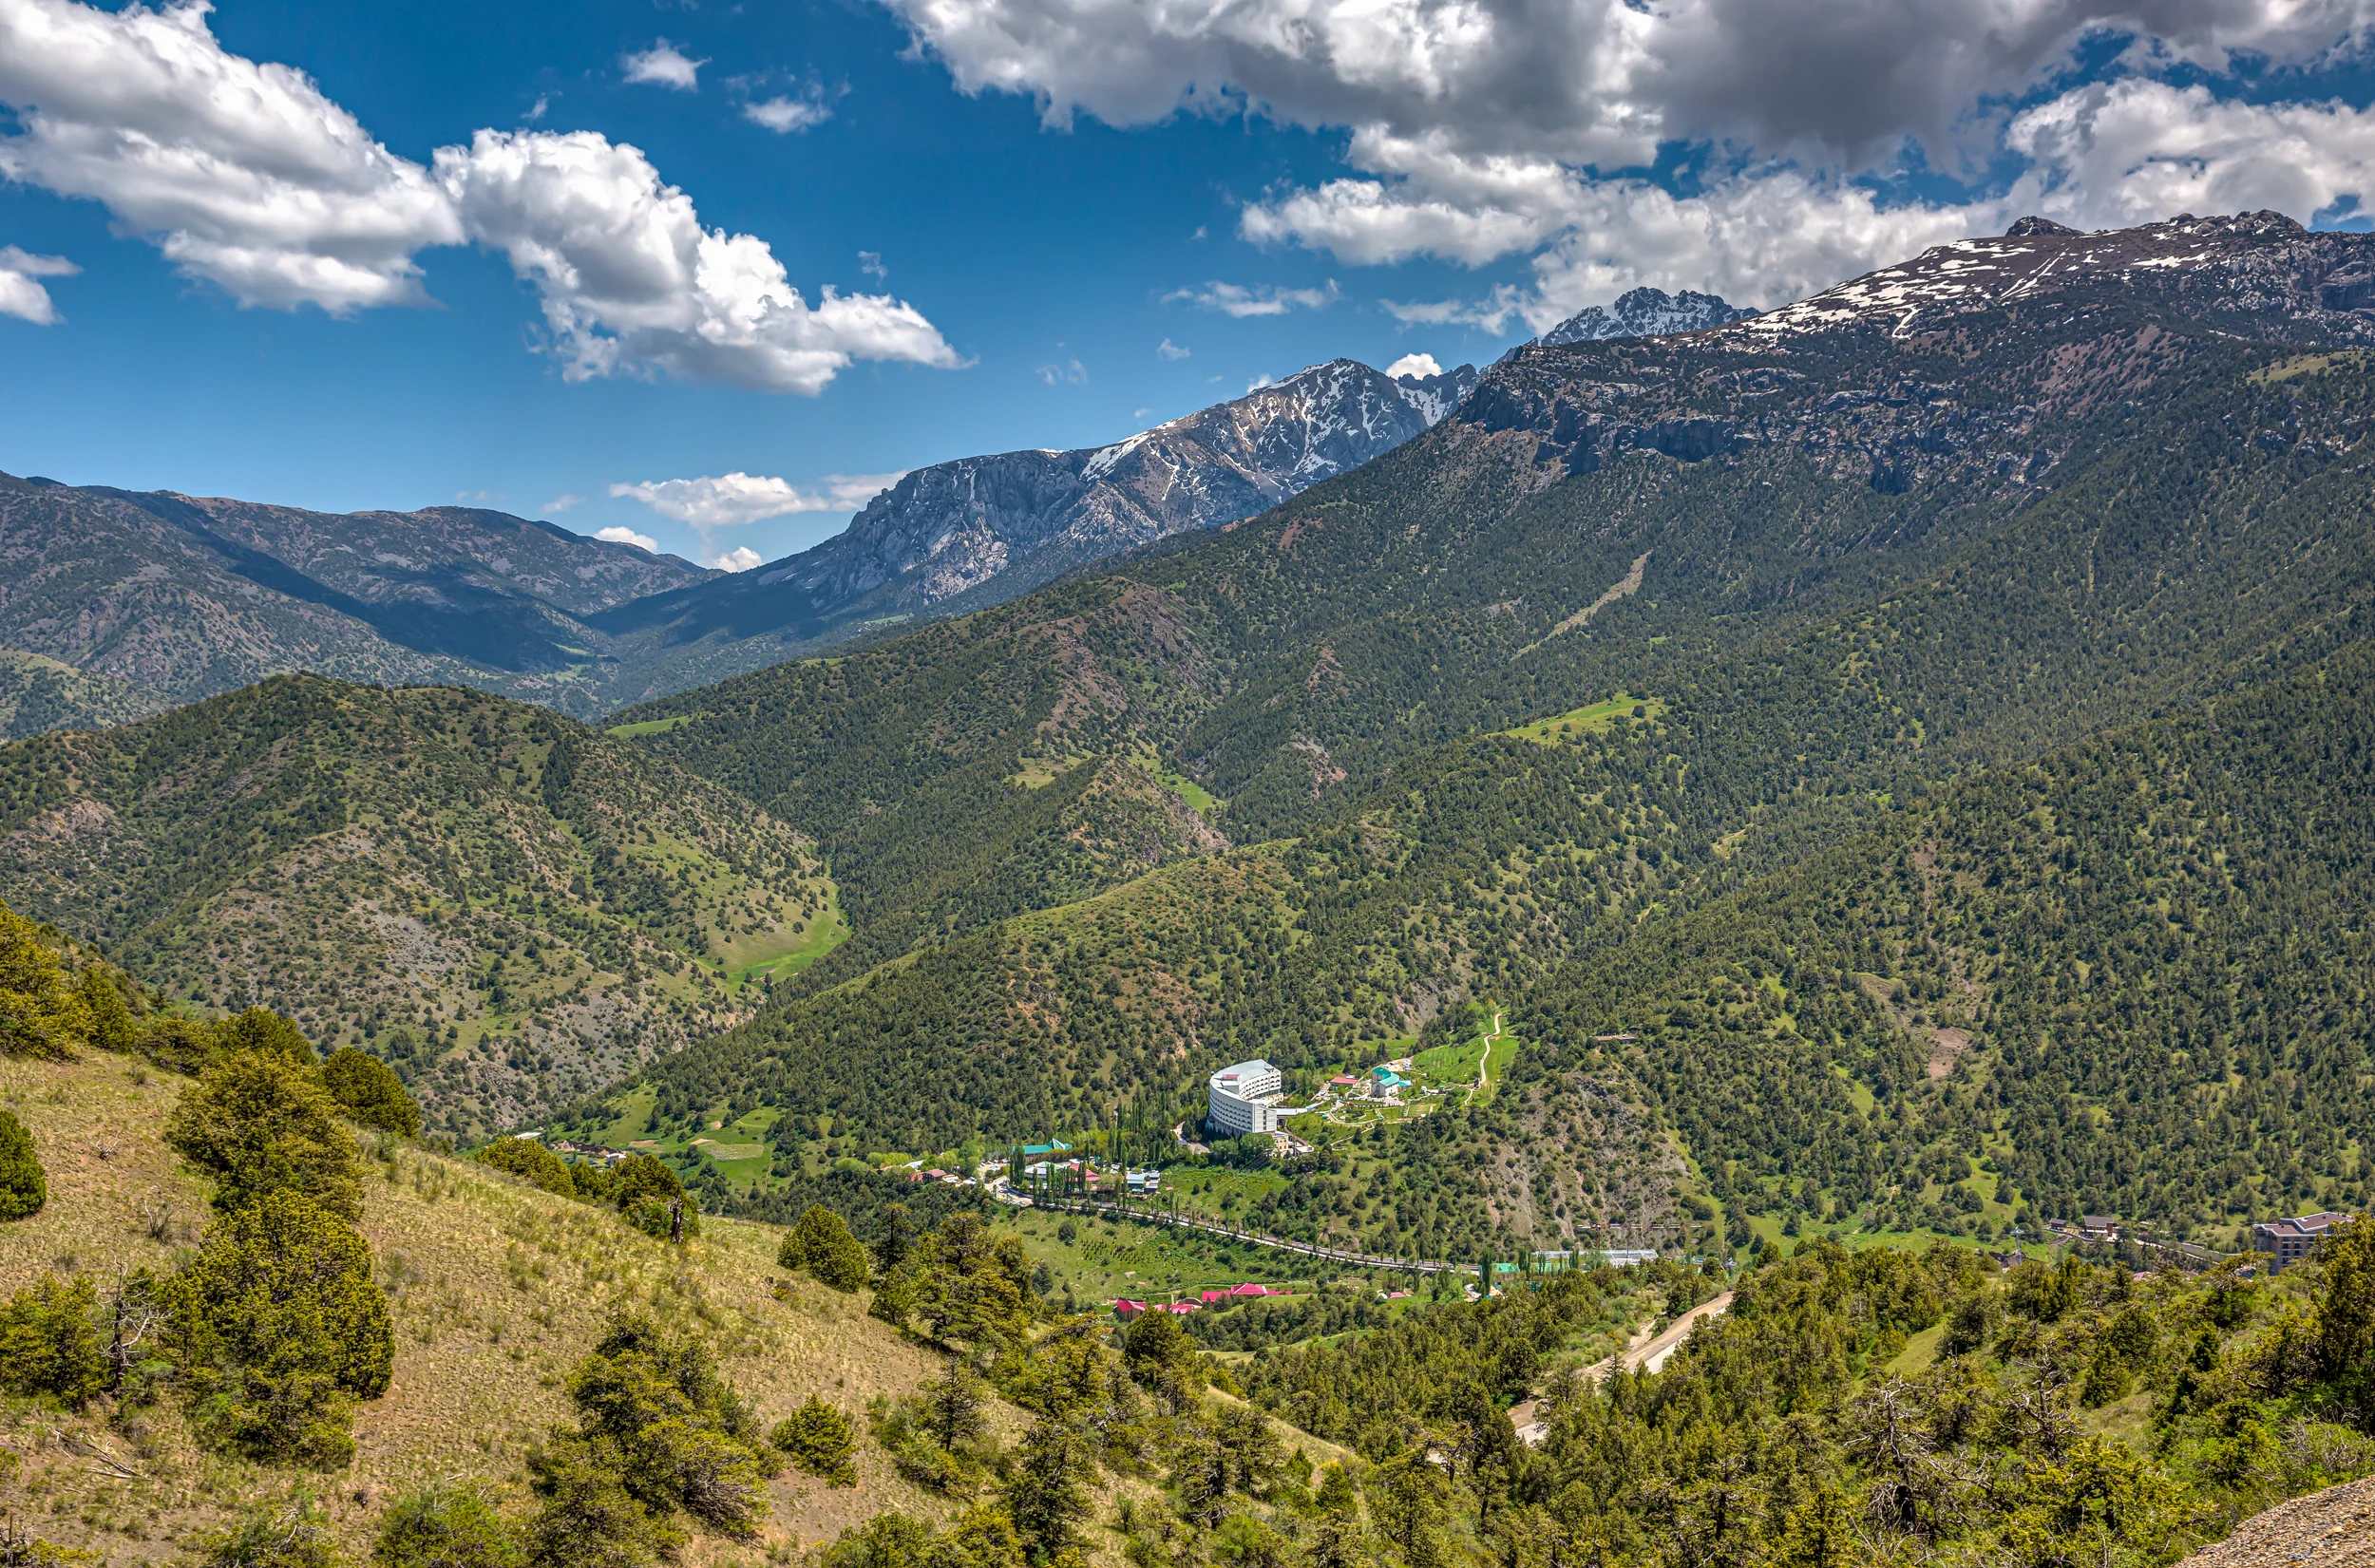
[2, 0, 2372, 568]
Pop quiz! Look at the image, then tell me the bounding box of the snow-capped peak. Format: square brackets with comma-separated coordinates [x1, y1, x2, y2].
[1540, 287, 1752, 347]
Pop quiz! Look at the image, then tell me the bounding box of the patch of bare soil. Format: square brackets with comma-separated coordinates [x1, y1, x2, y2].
[1549, 551, 1652, 637]
[1285, 736, 1347, 798]
[2176, 1475, 2375, 1568]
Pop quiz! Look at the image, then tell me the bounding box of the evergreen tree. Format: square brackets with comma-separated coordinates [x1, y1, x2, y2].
[526, 1313, 776, 1562]
[478, 1138, 576, 1198]
[1369, 1449, 1447, 1568]
[0, 1274, 106, 1407]
[215, 1007, 318, 1065]
[372, 1483, 523, 1568]
[0, 904, 88, 1060]
[0, 1106, 45, 1219]
[525, 1444, 678, 1568]
[920, 1360, 987, 1449]
[875, 1201, 915, 1275]
[166, 1049, 366, 1221]
[780, 1204, 870, 1291]
[938, 1505, 1026, 1568]
[72, 965, 138, 1054]
[610, 1153, 696, 1240]
[1001, 1417, 1092, 1563]
[321, 1048, 422, 1139]
[194, 1495, 345, 1568]
[2316, 1215, 2375, 1426]
[771, 1396, 859, 1484]
[166, 1189, 394, 1466]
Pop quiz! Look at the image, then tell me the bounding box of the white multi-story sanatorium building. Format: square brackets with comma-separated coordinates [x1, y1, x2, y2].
[1207, 1059, 1286, 1137]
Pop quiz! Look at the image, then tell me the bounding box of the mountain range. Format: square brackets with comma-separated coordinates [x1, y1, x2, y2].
[582, 356, 1481, 696]
[0, 292, 1819, 740]
[0, 355, 1489, 735]
[0, 474, 713, 727]
[592, 209, 2375, 1251]
[10, 208, 2375, 1567]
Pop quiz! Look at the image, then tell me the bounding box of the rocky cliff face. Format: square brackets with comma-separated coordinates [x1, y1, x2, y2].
[826, 357, 1480, 603]
[597, 357, 1479, 663]
[1460, 213, 2375, 491]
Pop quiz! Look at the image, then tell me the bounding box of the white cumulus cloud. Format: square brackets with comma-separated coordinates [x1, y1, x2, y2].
[1157, 336, 1190, 359]
[621, 40, 705, 91]
[438, 129, 962, 393]
[746, 93, 833, 133]
[594, 524, 659, 553]
[610, 470, 903, 525]
[1385, 351, 1443, 379]
[879, 0, 2375, 326]
[0, 0, 959, 393]
[0, 246, 77, 324]
[0, 0, 464, 312]
[1164, 279, 1340, 317]
[713, 545, 765, 573]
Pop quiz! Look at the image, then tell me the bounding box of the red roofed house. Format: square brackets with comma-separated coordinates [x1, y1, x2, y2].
[1112, 1300, 1148, 1320]
[1228, 1283, 1274, 1298]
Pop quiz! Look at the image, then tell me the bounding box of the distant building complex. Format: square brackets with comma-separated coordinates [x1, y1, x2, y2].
[2252, 1212, 2353, 1272]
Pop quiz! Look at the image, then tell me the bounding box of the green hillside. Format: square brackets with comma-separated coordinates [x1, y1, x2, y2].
[618, 314, 2375, 1000]
[0, 648, 159, 739]
[0, 675, 836, 1140]
[1521, 640, 2375, 1247]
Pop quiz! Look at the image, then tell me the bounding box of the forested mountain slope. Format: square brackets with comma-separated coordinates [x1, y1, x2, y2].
[0, 675, 834, 1138]
[611, 630, 2375, 1260]
[0, 473, 712, 724]
[0, 647, 154, 739]
[1522, 639, 2375, 1242]
[609, 714, 1711, 1255]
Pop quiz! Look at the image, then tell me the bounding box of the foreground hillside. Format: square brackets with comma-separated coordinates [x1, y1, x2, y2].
[1, 971, 1372, 1568]
[0, 676, 839, 1138]
[0, 1048, 952, 1564]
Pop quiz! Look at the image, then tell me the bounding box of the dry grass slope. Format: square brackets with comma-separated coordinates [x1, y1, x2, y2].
[1, 1050, 1350, 1567]
[0, 1050, 955, 1565]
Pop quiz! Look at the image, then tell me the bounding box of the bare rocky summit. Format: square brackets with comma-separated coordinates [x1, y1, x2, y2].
[1735, 211, 2375, 343]
[1458, 211, 2375, 489]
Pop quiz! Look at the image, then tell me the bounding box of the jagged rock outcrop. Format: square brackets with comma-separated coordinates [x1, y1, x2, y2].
[595, 356, 1478, 657]
[1736, 210, 2375, 342]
